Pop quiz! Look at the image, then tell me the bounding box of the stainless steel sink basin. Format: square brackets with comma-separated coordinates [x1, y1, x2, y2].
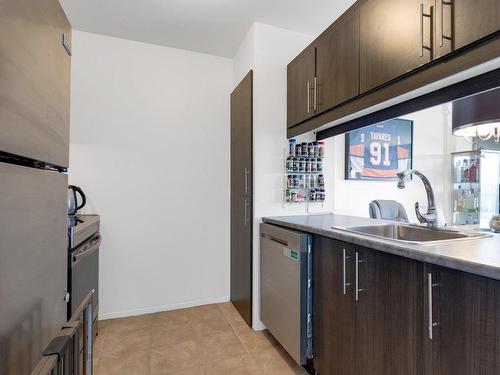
[334, 224, 491, 245]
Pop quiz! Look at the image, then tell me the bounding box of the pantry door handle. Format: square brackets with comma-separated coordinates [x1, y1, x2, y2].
[420, 3, 433, 57]
[440, 0, 453, 47]
[428, 273, 440, 339]
[342, 248, 351, 295]
[244, 198, 248, 226]
[244, 168, 249, 195]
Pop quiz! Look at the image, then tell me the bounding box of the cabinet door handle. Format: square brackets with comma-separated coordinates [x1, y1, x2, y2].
[420, 3, 433, 57]
[428, 273, 440, 339]
[306, 81, 311, 114]
[244, 198, 248, 226]
[61, 33, 72, 56]
[440, 0, 453, 47]
[342, 248, 351, 295]
[244, 168, 249, 195]
[313, 77, 318, 111]
[355, 252, 365, 301]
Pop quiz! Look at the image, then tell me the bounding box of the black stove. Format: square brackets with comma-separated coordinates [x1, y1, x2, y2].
[67, 214, 100, 327]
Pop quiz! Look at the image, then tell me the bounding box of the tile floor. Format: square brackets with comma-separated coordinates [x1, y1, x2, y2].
[93, 302, 308, 375]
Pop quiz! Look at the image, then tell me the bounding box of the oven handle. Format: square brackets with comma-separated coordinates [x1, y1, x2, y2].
[73, 235, 101, 264]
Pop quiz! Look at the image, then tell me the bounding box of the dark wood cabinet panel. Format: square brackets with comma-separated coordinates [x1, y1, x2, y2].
[436, 0, 500, 58]
[316, 4, 360, 113]
[313, 236, 355, 375]
[230, 71, 253, 197]
[355, 248, 423, 375]
[359, 0, 434, 93]
[0, 0, 71, 167]
[424, 264, 500, 375]
[287, 46, 316, 128]
[230, 71, 253, 327]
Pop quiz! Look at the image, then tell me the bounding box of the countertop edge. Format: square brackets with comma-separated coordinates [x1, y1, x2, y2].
[262, 217, 500, 281]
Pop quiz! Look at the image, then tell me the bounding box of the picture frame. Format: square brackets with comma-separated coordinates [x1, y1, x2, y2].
[345, 118, 414, 181]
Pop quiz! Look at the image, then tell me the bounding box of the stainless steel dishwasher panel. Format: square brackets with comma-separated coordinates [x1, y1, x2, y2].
[260, 223, 311, 365]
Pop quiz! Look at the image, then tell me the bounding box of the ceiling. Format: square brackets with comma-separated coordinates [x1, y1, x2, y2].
[59, 0, 355, 58]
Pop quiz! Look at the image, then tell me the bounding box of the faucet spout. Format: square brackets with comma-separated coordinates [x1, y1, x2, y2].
[397, 169, 438, 228]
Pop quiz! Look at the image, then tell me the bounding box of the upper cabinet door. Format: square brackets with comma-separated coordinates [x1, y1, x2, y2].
[435, 0, 500, 58]
[0, 0, 71, 167]
[287, 46, 316, 128]
[316, 4, 360, 114]
[359, 0, 435, 93]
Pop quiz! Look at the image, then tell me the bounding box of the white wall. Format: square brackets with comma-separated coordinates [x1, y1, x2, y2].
[69, 31, 233, 319]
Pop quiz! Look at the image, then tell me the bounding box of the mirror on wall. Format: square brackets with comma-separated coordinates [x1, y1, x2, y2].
[328, 87, 500, 231]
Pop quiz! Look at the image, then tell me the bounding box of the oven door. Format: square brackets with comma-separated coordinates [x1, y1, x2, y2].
[69, 234, 100, 320]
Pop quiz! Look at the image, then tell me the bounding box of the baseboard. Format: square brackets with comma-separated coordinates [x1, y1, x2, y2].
[98, 296, 230, 320]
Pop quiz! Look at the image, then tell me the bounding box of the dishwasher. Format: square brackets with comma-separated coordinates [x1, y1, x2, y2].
[260, 223, 312, 365]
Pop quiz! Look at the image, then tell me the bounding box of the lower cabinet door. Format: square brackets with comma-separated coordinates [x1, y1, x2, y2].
[424, 264, 500, 375]
[355, 247, 423, 375]
[313, 236, 355, 375]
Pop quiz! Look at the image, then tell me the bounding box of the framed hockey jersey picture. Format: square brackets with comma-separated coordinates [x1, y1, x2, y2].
[345, 119, 413, 180]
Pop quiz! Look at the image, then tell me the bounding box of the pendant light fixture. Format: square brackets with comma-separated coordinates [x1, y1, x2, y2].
[452, 87, 500, 143]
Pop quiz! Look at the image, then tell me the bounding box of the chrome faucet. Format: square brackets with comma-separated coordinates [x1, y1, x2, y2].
[397, 169, 438, 228]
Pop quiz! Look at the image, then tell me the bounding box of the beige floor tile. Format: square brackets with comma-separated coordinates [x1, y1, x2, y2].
[108, 314, 151, 334]
[93, 330, 108, 361]
[168, 366, 206, 375]
[97, 349, 150, 375]
[150, 309, 190, 328]
[205, 354, 262, 375]
[252, 346, 305, 375]
[101, 327, 150, 359]
[238, 330, 279, 355]
[188, 304, 226, 322]
[196, 331, 248, 364]
[151, 340, 203, 375]
[151, 322, 195, 348]
[191, 318, 234, 337]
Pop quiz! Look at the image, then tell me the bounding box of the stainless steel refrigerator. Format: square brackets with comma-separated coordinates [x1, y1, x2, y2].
[0, 0, 72, 373]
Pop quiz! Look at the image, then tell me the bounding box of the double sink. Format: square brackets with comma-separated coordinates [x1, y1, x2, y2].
[333, 223, 491, 245]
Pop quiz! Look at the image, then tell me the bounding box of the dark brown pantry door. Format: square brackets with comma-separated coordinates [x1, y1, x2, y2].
[315, 4, 360, 113]
[230, 71, 253, 327]
[354, 247, 423, 375]
[313, 236, 355, 375]
[359, 0, 435, 93]
[287, 46, 316, 128]
[435, 0, 500, 58]
[423, 264, 500, 375]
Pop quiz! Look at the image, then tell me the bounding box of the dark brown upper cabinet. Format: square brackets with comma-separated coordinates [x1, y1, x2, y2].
[359, 0, 435, 93]
[423, 264, 500, 375]
[287, 46, 316, 128]
[316, 5, 360, 114]
[435, 0, 500, 58]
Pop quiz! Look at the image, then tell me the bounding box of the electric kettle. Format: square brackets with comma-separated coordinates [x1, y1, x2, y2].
[68, 185, 87, 215]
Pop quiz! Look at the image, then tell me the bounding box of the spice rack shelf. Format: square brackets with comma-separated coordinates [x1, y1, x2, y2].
[284, 140, 326, 207]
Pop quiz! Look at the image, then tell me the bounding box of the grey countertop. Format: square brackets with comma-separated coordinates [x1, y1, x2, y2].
[262, 214, 500, 281]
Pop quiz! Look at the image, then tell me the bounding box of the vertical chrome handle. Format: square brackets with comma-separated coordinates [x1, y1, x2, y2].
[420, 3, 432, 57]
[355, 252, 365, 301]
[244, 198, 248, 226]
[428, 273, 440, 339]
[342, 248, 351, 295]
[244, 168, 249, 195]
[313, 77, 318, 111]
[306, 81, 311, 114]
[440, 0, 453, 47]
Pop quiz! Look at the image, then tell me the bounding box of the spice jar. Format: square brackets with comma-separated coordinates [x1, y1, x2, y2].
[308, 142, 314, 157]
[311, 159, 317, 172]
[317, 159, 323, 172]
[299, 158, 306, 173]
[288, 139, 296, 157]
[318, 174, 324, 187]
